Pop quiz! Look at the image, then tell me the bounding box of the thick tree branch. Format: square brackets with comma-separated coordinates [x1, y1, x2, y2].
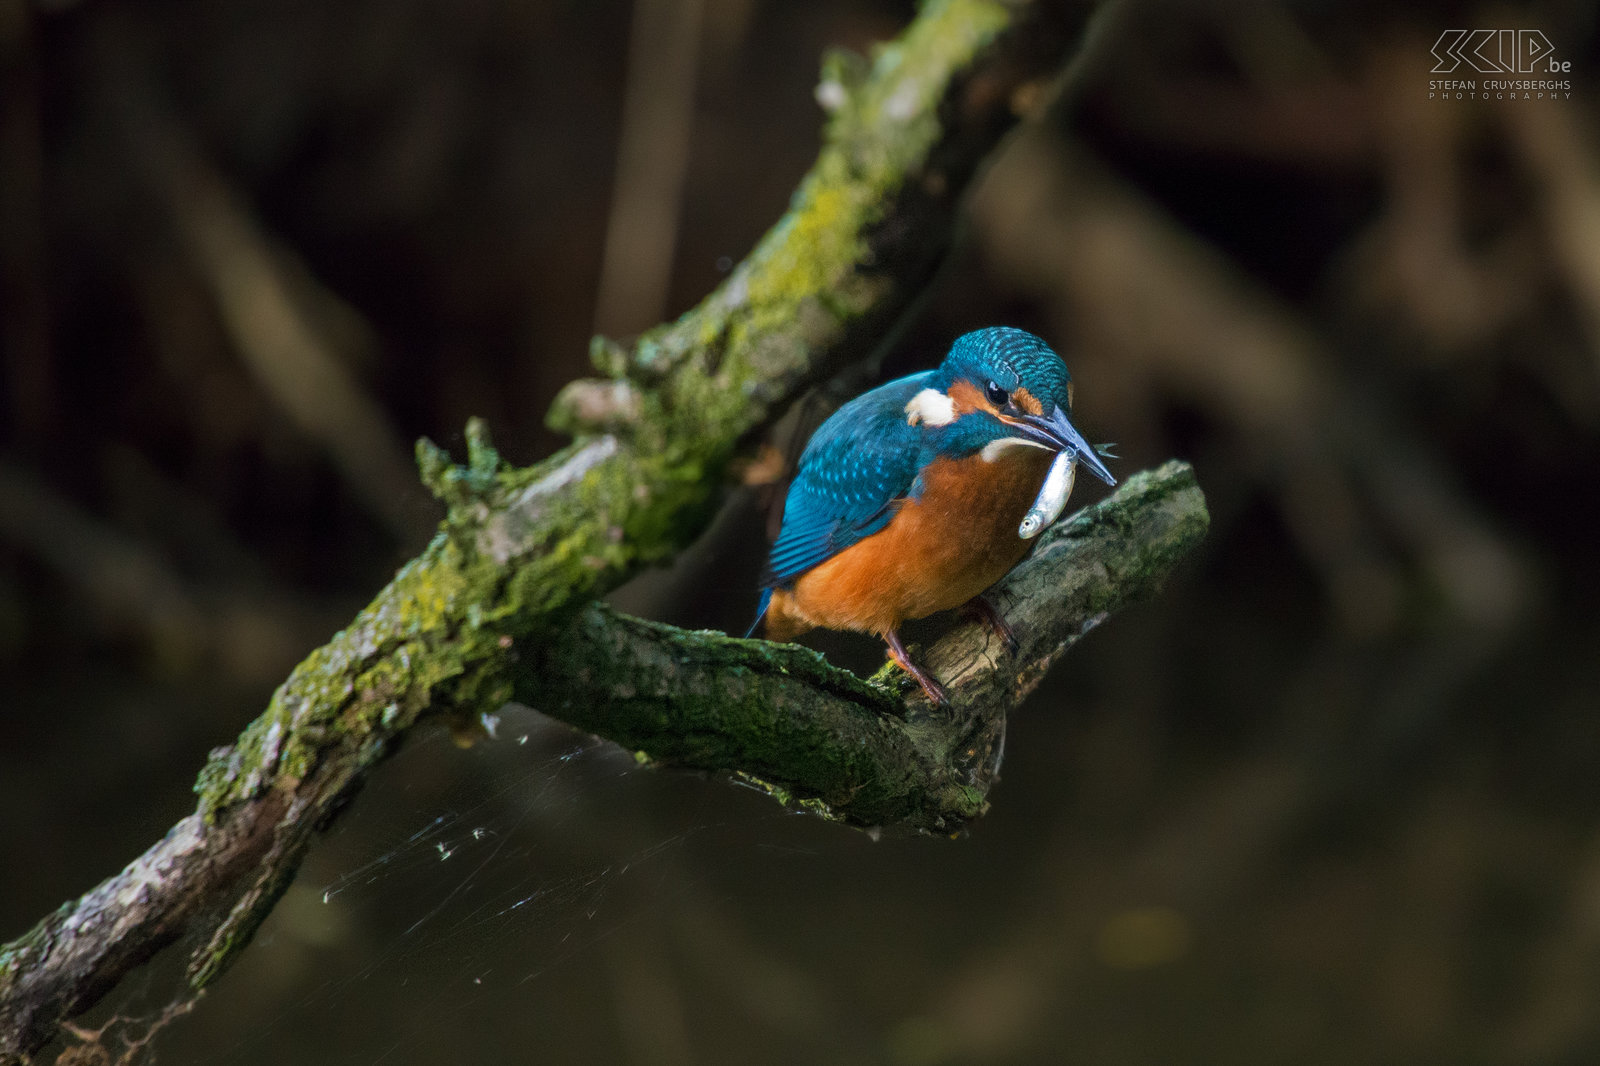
[523, 461, 1206, 831]
[1, 1, 1110, 1060]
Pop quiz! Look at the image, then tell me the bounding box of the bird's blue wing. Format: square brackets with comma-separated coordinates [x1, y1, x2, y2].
[760, 372, 933, 588]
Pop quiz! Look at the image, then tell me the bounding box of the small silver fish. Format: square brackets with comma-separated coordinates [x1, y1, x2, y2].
[1018, 449, 1077, 540]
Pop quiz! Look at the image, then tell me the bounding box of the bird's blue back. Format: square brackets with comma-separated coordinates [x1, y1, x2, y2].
[759, 371, 935, 592]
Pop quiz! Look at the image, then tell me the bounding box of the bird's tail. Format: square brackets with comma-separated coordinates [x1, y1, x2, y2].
[744, 588, 773, 639]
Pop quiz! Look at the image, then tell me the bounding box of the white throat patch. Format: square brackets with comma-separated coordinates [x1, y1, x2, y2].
[904, 388, 956, 427]
[980, 436, 1050, 462]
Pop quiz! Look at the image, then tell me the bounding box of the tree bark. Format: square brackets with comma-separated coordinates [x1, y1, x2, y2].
[523, 461, 1207, 832]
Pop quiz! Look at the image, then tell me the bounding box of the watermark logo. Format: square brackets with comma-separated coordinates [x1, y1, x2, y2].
[1431, 30, 1568, 74]
[1428, 29, 1574, 100]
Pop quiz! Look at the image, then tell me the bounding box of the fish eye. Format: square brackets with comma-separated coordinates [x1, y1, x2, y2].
[984, 380, 1009, 407]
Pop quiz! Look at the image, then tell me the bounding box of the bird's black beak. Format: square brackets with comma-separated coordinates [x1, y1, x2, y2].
[1017, 406, 1117, 486]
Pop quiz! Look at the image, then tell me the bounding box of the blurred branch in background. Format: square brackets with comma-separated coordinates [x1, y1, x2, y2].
[0, 0, 52, 444]
[1353, 44, 1531, 353]
[0, 455, 320, 681]
[974, 131, 1531, 640]
[594, 0, 704, 337]
[109, 63, 429, 546]
[1502, 95, 1600, 389]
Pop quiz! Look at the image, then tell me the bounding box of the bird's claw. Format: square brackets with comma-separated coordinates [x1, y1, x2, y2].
[885, 630, 950, 707]
[962, 596, 1019, 656]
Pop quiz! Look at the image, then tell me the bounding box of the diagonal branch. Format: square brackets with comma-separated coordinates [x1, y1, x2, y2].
[0, 1, 1110, 1061]
[522, 460, 1207, 832]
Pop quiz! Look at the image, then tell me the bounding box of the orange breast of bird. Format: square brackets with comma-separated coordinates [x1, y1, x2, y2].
[764, 445, 1055, 640]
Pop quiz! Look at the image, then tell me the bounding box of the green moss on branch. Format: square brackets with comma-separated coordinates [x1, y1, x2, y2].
[520, 462, 1208, 832]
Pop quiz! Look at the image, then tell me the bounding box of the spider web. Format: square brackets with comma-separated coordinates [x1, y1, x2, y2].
[166, 702, 812, 1066]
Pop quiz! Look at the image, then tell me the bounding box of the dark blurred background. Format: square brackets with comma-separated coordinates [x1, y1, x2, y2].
[5, 0, 1600, 1062]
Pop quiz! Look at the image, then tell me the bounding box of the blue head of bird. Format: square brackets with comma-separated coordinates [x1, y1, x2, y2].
[911, 327, 1116, 485]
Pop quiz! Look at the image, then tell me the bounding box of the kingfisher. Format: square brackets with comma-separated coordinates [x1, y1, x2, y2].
[749, 327, 1115, 705]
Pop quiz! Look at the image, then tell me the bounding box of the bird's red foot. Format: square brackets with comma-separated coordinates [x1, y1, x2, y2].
[962, 595, 1018, 656]
[884, 629, 949, 706]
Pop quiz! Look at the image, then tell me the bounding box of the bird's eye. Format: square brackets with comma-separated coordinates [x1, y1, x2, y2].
[984, 380, 1009, 407]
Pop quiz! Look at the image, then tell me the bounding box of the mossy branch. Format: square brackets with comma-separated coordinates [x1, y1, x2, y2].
[0, 1, 1111, 1061]
[521, 461, 1207, 831]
